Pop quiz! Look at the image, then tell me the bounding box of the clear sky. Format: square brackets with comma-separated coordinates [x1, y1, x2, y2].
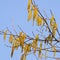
[0, 0, 60, 60]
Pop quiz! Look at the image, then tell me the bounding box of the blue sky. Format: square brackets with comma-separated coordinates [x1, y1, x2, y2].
[0, 0, 60, 60]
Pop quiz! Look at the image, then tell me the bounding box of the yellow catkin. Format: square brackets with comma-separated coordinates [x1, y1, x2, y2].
[9, 34, 14, 43]
[53, 22, 57, 30]
[36, 34, 39, 40]
[36, 16, 43, 26]
[16, 37, 20, 42]
[20, 54, 26, 60]
[32, 40, 38, 53]
[50, 15, 55, 27]
[50, 15, 54, 22]
[4, 30, 8, 40]
[13, 40, 19, 50]
[53, 46, 56, 57]
[50, 22, 57, 36]
[40, 42, 42, 52]
[33, 7, 38, 20]
[50, 15, 57, 36]
[23, 44, 30, 54]
[39, 42, 42, 57]
[28, 9, 32, 21]
[52, 29, 56, 36]
[47, 35, 52, 45]
[27, 0, 32, 10]
[19, 32, 26, 47]
[31, 35, 39, 53]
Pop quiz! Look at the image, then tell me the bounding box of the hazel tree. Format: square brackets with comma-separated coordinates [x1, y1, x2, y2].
[0, 0, 60, 60]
